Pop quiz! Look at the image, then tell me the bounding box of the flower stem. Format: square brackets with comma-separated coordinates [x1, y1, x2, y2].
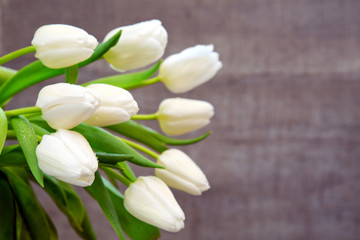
[100, 166, 133, 186]
[131, 113, 158, 120]
[0, 46, 36, 65]
[65, 65, 79, 84]
[0, 66, 17, 85]
[118, 137, 159, 159]
[5, 106, 41, 118]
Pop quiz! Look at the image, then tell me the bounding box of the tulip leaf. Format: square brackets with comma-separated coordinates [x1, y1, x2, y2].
[102, 177, 161, 240]
[43, 175, 96, 240]
[0, 30, 122, 106]
[82, 60, 162, 89]
[86, 171, 127, 240]
[0, 66, 16, 86]
[31, 122, 52, 136]
[0, 107, 7, 154]
[0, 172, 16, 239]
[107, 120, 167, 152]
[28, 115, 55, 133]
[155, 131, 212, 146]
[96, 152, 134, 164]
[0, 167, 57, 240]
[0, 146, 27, 166]
[10, 116, 44, 187]
[74, 124, 163, 169]
[107, 120, 212, 152]
[79, 29, 122, 67]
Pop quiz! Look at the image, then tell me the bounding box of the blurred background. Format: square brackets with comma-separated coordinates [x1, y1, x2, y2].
[1, 0, 360, 239]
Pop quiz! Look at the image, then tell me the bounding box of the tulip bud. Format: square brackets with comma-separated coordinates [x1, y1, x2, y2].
[159, 45, 222, 93]
[84, 84, 139, 126]
[35, 83, 100, 129]
[124, 176, 185, 232]
[155, 149, 210, 195]
[31, 24, 98, 69]
[36, 129, 98, 187]
[157, 98, 214, 136]
[103, 19, 168, 72]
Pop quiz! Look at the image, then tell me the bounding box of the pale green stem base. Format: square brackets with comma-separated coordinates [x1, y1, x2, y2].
[131, 113, 158, 120]
[135, 76, 161, 88]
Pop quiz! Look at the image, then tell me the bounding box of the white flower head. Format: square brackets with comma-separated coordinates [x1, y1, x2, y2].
[32, 24, 98, 69]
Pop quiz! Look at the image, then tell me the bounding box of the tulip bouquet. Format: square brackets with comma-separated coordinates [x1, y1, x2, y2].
[0, 20, 222, 239]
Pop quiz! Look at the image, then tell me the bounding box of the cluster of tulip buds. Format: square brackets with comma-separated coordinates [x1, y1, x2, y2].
[0, 19, 222, 237]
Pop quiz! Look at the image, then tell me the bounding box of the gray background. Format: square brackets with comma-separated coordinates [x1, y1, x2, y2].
[1, 0, 360, 239]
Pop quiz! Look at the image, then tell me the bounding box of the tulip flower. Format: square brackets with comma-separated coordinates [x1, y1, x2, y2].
[155, 149, 210, 195]
[36, 129, 98, 187]
[159, 45, 222, 93]
[84, 84, 139, 126]
[157, 98, 214, 136]
[124, 176, 185, 232]
[31, 24, 98, 69]
[35, 83, 100, 129]
[103, 19, 168, 72]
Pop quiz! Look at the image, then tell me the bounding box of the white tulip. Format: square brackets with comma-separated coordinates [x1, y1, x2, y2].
[103, 19, 168, 72]
[124, 176, 185, 232]
[36, 129, 98, 187]
[84, 84, 139, 126]
[157, 98, 214, 136]
[159, 45, 222, 93]
[155, 149, 210, 195]
[31, 24, 98, 69]
[35, 83, 100, 129]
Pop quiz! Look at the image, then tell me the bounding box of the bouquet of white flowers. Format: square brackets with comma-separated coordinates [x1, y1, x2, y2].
[0, 19, 222, 239]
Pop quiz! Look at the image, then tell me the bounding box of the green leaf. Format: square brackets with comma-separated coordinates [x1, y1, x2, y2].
[78, 29, 122, 67]
[107, 120, 167, 152]
[0, 172, 16, 239]
[0, 146, 27, 166]
[43, 175, 96, 240]
[74, 124, 162, 169]
[0, 66, 16, 85]
[31, 122, 51, 136]
[1, 167, 57, 240]
[15, 204, 32, 240]
[96, 152, 134, 164]
[10, 116, 43, 187]
[0, 30, 122, 106]
[86, 171, 127, 240]
[82, 60, 161, 89]
[102, 177, 161, 240]
[0, 107, 7, 153]
[107, 120, 212, 152]
[28, 115, 55, 133]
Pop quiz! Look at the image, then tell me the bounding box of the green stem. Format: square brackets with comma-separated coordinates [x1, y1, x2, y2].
[100, 166, 132, 186]
[0, 46, 36, 65]
[131, 113, 158, 120]
[5, 106, 41, 118]
[65, 65, 79, 84]
[0, 66, 17, 85]
[119, 137, 159, 159]
[6, 130, 16, 139]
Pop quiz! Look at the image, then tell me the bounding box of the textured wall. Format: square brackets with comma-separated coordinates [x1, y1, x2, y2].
[1, 0, 360, 239]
